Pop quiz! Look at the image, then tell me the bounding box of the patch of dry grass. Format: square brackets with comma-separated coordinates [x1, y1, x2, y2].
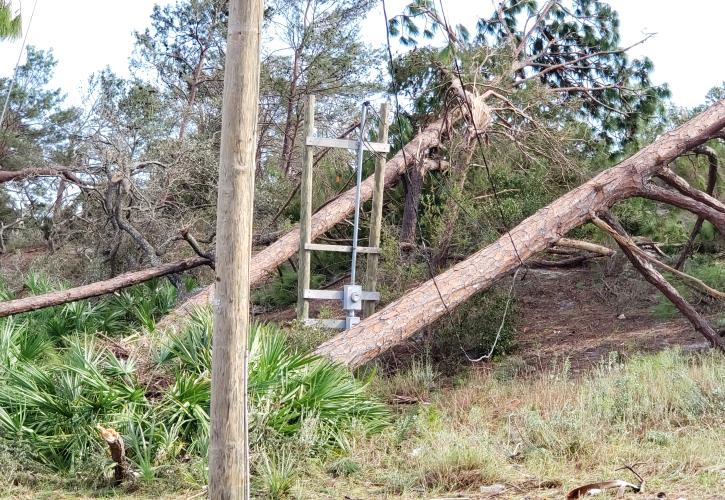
[293, 349, 725, 498]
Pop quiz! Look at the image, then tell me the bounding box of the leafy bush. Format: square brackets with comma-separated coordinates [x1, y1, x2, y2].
[427, 288, 518, 369]
[158, 309, 389, 449]
[253, 264, 324, 308]
[0, 307, 388, 480]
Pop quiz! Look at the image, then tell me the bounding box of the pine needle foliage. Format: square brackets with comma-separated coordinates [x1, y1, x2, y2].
[0, 1, 21, 40]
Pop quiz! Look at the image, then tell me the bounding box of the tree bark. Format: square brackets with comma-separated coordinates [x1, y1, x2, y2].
[0, 256, 211, 318]
[675, 146, 720, 269]
[400, 159, 426, 247]
[0, 166, 85, 185]
[209, 0, 261, 496]
[635, 182, 725, 233]
[313, 100, 725, 368]
[280, 46, 303, 176]
[433, 145, 476, 269]
[593, 212, 724, 350]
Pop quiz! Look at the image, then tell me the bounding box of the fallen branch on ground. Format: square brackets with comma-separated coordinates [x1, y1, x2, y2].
[0, 256, 212, 318]
[592, 212, 724, 350]
[313, 100, 725, 368]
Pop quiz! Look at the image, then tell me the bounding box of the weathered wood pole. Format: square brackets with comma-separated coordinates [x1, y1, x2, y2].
[296, 95, 316, 321]
[363, 102, 389, 317]
[209, 0, 262, 497]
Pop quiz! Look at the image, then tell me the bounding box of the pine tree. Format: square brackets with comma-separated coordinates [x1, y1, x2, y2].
[0, 1, 21, 40]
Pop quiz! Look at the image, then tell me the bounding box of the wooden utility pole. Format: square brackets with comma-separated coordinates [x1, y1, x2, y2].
[364, 103, 389, 317]
[209, 0, 262, 498]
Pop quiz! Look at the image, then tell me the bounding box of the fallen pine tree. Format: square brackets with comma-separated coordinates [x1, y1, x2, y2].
[0, 256, 212, 317]
[1, 103, 723, 359]
[313, 99, 725, 368]
[155, 117, 456, 328]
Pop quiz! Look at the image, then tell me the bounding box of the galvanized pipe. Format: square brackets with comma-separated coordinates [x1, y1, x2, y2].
[349, 101, 368, 287]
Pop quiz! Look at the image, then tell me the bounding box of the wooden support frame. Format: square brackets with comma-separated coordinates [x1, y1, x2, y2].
[304, 289, 380, 301]
[305, 243, 380, 254]
[297, 100, 389, 325]
[306, 136, 390, 153]
[297, 95, 316, 321]
[364, 103, 389, 317]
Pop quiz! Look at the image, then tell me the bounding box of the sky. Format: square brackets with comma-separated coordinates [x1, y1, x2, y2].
[1, 0, 724, 109]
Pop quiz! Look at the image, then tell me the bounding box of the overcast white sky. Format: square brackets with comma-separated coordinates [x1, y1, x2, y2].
[1, 0, 724, 108]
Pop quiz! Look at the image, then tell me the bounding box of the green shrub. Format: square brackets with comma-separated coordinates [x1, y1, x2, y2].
[158, 310, 389, 450]
[253, 264, 323, 308]
[429, 289, 518, 368]
[0, 307, 388, 482]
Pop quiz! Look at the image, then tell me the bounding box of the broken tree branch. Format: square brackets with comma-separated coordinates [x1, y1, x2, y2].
[590, 217, 724, 300]
[313, 100, 725, 368]
[676, 145, 720, 269]
[0, 256, 212, 318]
[657, 167, 725, 213]
[635, 183, 725, 233]
[555, 237, 615, 256]
[159, 113, 461, 327]
[0, 165, 87, 185]
[592, 212, 724, 350]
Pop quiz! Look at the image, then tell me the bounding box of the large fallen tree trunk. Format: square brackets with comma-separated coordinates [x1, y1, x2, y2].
[314, 99, 725, 368]
[158, 119, 453, 326]
[0, 256, 211, 317]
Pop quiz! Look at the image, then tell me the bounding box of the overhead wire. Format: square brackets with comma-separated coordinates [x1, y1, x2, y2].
[378, 0, 527, 360]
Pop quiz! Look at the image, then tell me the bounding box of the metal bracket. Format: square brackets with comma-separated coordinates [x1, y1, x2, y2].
[304, 289, 380, 301]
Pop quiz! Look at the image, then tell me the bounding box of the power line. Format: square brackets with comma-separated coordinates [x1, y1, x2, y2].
[436, 0, 525, 267]
[0, 0, 40, 128]
[378, 0, 525, 361]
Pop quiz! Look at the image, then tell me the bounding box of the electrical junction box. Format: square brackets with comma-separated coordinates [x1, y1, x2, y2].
[343, 285, 363, 311]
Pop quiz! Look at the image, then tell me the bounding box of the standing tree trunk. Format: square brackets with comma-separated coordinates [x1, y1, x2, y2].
[400, 159, 425, 249]
[433, 145, 476, 269]
[209, 0, 262, 497]
[314, 99, 725, 368]
[280, 46, 303, 176]
[178, 46, 209, 142]
[675, 145, 720, 269]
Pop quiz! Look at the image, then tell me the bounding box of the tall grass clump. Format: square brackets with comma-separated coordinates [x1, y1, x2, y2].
[507, 350, 725, 465]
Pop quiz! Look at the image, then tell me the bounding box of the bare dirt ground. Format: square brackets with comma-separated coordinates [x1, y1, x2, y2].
[515, 264, 717, 373]
[257, 258, 722, 377]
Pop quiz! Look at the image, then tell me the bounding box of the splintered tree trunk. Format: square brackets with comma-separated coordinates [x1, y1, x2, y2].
[400, 160, 425, 247]
[314, 99, 725, 368]
[158, 117, 454, 326]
